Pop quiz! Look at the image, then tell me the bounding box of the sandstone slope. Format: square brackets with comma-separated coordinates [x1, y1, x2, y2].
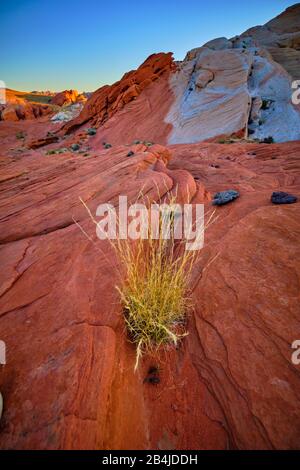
[0, 121, 299, 448]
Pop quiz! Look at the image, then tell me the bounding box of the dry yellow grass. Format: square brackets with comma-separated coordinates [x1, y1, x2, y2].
[78, 192, 208, 369]
[114, 205, 196, 369]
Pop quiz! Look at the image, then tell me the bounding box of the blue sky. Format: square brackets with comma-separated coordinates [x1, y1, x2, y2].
[0, 0, 296, 92]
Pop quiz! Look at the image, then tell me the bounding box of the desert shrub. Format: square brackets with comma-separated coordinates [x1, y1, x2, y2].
[79, 193, 209, 369]
[104, 143, 112, 149]
[114, 199, 197, 368]
[16, 131, 26, 140]
[46, 148, 68, 155]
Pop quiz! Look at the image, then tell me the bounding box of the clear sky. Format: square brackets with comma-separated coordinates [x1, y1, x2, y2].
[0, 0, 297, 92]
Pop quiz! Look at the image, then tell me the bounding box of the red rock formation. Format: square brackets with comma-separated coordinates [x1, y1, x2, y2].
[0, 4, 300, 452]
[51, 89, 83, 107]
[0, 103, 53, 122]
[0, 125, 299, 449]
[63, 53, 175, 134]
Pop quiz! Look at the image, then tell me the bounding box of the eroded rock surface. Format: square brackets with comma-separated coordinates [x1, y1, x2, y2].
[63, 53, 175, 135]
[0, 123, 299, 449]
[51, 90, 86, 107]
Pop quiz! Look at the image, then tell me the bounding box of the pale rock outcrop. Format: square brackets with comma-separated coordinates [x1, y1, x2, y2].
[51, 103, 84, 122]
[240, 3, 300, 80]
[166, 47, 252, 143]
[203, 37, 233, 50]
[165, 5, 300, 145]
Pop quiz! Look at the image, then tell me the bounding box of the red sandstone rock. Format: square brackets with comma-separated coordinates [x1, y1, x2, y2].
[51, 89, 82, 107]
[1, 106, 19, 121]
[0, 126, 299, 449]
[0, 103, 53, 122]
[63, 53, 175, 134]
[28, 134, 59, 149]
[0, 5, 300, 451]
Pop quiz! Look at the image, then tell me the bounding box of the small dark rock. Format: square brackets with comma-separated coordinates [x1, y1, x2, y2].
[127, 151, 134, 157]
[71, 143, 80, 152]
[271, 192, 297, 205]
[104, 143, 112, 149]
[262, 136, 274, 144]
[87, 128, 97, 136]
[213, 189, 240, 206]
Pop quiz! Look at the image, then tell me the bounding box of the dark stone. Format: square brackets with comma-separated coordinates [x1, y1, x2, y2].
[71, 143, 80, 151]
[271, 192, 297, 205]
[104, 143, 112, 149]
[86, 128, 97, 136]
[127, 151, 134, 157]
[213, 189, 240, 206]
[262, 136, 274, 144]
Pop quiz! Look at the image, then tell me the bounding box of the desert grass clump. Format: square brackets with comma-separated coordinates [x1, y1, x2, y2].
[113, 199, 197, 369]
[77, 193, 204, 369]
